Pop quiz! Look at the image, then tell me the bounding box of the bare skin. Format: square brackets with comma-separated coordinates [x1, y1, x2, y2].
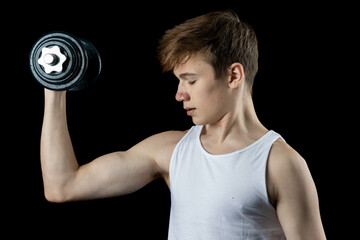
[41, 54, 326, 239]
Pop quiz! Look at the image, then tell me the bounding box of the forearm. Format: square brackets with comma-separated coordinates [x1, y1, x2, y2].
[40, 89, 79, 202]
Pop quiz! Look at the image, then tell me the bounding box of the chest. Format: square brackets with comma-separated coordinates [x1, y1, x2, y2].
[200, 135, 255, 155]
[170, 152, 270, 219]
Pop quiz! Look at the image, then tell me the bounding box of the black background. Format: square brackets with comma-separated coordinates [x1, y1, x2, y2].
[3, 1, 357, 239]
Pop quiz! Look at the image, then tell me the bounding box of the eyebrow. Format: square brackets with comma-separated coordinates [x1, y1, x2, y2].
[178, 73, 198, 79]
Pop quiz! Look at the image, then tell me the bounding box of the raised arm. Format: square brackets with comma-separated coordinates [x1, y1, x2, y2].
[267, 140, 327, 240]
[40, 89, 182, 203]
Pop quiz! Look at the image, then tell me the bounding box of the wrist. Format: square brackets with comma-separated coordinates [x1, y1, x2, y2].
[44, 88, 67, 110]
[45, 88, 66, 100]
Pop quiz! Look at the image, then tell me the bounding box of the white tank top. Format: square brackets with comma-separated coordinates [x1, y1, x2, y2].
[168, 125, 286, 240]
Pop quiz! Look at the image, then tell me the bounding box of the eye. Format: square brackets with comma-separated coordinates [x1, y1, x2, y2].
[188, 80, 196, 85]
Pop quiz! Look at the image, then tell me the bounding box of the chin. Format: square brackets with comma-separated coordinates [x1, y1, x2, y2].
[191, 117, 201, 125]
[191, 117, 209, 126]
[192, 114, 223, 126]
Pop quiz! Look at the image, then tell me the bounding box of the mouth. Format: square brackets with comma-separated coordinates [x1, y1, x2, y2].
[184, 107, 196, 116]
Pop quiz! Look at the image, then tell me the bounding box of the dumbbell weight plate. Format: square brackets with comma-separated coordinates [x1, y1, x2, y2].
[29, 32, 101, 91]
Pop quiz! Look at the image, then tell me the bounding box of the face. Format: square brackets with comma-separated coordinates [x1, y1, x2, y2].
[173, 55, 232, 125]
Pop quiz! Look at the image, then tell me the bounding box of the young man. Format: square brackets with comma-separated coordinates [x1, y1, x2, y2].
[40, 10, 326, 239]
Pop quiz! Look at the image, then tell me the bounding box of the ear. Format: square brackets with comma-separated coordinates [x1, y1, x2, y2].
[228, 62, 245, 89]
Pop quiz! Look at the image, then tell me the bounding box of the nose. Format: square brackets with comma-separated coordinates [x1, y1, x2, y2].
[175, 82, 190, 102]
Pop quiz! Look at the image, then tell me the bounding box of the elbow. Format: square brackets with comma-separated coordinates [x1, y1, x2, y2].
[44, 193, 64, 203]
[44, 187, 70, 203]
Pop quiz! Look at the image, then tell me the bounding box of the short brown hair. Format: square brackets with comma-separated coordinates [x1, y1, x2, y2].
[157, 10, 259, 89]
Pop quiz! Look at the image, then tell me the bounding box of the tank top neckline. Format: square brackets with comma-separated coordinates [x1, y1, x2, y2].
[194, 125, 274, 158]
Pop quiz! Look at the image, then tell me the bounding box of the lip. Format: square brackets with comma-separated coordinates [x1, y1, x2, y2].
[185, 107, 196, 116]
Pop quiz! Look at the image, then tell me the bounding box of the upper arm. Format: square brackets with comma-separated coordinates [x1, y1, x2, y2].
[65, 131, 184, 202]
[267, 140, 327, 240]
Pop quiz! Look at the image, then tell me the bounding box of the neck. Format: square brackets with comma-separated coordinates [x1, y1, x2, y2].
[203, 92, 267, 144]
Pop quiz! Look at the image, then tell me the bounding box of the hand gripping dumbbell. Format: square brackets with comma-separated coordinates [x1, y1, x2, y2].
[29, 32, 101, 91]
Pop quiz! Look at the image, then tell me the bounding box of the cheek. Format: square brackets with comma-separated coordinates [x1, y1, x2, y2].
[206, 84, 227, 105]
[194, 102, 226, 125]
[196, 86, 228, 115]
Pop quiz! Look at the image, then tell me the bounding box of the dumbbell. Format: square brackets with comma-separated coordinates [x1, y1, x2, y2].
[29, 31, 101, 91]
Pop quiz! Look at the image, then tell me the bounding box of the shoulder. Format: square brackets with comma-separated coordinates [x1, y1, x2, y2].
[267, 139, 326, 238]
[129, 129, 188, 174]
[268, 139, 310, 180]
[130, 130, 188, 155]
[151, 130, 188, 161]
[142, 130, 188, 151]
[131, 130, 188, 150]
[268, 138, 305, 169]
[267, 138, 316, 205]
